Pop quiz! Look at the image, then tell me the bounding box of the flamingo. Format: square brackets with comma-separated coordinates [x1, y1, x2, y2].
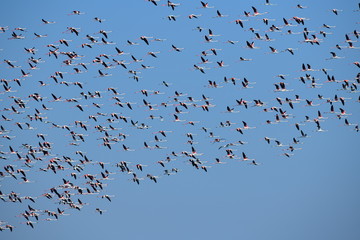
[246, 41, 259, 49]
[171, 44, 184, 52]
[241, 152, 255, 161]
[41, 19, 55, 24]
[234, 19, 245, 28]
[215, 10, 228, 18]
[194, 64, 206, 74]
[326, 52, 344, 60]
[0, 26, 9, 32]
[167, 1, 180, 10]
[9, 31, 25, 39]
[188, 14, 201, 19]
[239, 57, 252, 61]
[140, 36, 153, 45]
[200, 1, 214, 8]
[251, 6, 268, 16]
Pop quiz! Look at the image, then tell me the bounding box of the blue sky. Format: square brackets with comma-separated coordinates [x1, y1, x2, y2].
[0, 0, 359, 239]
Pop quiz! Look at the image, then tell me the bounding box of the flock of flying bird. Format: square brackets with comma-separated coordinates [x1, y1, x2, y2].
[0, 0, 359, 232]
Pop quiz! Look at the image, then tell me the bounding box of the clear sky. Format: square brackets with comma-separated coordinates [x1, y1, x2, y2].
[0, 0, 359, 239]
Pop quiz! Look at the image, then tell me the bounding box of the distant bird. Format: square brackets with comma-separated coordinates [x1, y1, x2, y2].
[172, 44, 183, 52]
[200, 1, 214, 8]
[42, 19, 55, 24]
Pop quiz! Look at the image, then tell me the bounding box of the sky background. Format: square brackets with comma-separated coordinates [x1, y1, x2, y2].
[0, 0, 359, 239]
